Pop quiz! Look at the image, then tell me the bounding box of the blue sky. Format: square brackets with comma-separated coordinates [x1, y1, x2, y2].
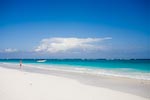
[0, 0, 149, 58]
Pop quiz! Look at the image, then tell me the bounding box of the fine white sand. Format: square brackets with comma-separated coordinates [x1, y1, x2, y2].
[0, 67, 148, 100]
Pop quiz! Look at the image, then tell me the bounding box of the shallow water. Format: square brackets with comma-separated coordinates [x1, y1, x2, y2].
[0, 59, 150, 80]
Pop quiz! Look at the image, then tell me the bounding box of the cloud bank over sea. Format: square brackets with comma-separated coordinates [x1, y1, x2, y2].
[35, 37, 112, 53]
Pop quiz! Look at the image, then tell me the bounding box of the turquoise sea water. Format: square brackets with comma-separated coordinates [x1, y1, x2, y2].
[0, 59, 150, 80]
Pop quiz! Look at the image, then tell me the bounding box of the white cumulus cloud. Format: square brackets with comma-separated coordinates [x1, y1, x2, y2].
[35, 37, 112, 53]
[4, 48, 18, 53]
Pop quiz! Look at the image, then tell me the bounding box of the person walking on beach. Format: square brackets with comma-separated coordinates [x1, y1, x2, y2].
[19, 60, 22, 69]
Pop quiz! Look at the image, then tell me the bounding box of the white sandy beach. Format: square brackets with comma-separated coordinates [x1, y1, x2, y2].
[0, 66, 149, 100]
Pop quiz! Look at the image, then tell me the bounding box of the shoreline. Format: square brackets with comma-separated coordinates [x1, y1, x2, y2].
[1, 62, 150, 81]
[0, 63, 150, 99]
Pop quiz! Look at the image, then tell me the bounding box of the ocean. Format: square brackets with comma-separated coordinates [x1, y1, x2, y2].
[0, 59, 150, 80]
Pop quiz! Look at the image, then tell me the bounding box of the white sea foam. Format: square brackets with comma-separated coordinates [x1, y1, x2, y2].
[22, 63, 150, 80]
[1, 62, 150, 80]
